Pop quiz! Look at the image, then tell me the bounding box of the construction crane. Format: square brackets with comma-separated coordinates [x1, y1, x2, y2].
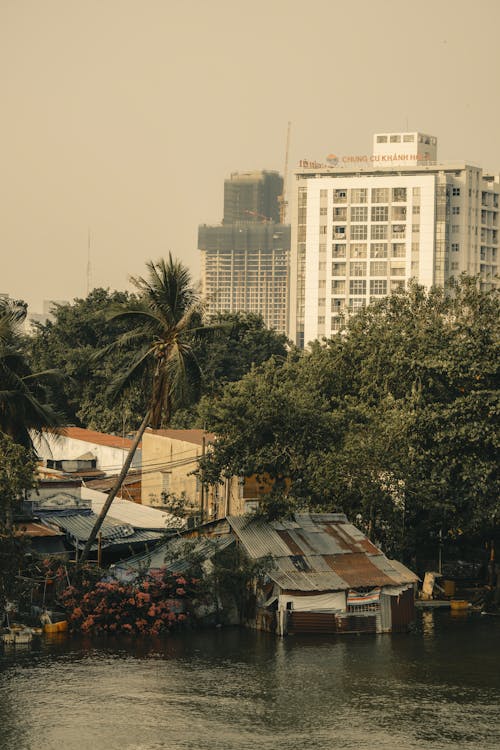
[278, 121, 291, 225]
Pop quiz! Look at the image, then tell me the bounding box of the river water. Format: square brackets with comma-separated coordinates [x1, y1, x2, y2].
[1, 610, 499, 750]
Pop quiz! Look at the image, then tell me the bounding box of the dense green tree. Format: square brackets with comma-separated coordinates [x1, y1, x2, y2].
[0, 298, 63, 448]
[171, 312, 288, 427]
[28, 295, 288, 432]
[27, 288, 149, 433]
[0, 432, 37, 618]
[199, 279, 499, 558]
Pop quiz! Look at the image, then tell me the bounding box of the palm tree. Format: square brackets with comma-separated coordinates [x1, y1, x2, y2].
[0, 298, 63, 448]
[78, 255, 209, 567]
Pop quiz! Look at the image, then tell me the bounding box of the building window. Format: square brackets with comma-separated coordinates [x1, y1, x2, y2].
[319, 243, 326, 254]
[377, 135, 388, 143]
[349, 298, 366, 310]
[332, 298, 345, 311]
[320, 207, 328, 216]
[403, 134, 415, 143]
[412, 223, 420, 233]
[452, 206, 460, 215]
[320, 225, 327, 234]
[370, 280, 387, 294]
[333, 189, 347, 203]
[332, 243, 346, 257]
[350, 262, 366, 276]
[332, 263, 346, 275]
[371, 224, 388, 240]
[392, 187, 407, 203]
[392, 206, 407, 220]
[351, 225, 368, 240]
[331, 317, 343, 331]
[318, 279, 326, 288]
[391, 243, 406, 257]
[318, 315, 325, 324]
[451, 262, 459, 271]
[412, 205, 420, 215]
[351, 188, 367, 203]
[412, 187, 421, 199]
[350, 243, 367, 258]
[334, 207, 347, 220]
[370, 261, 387, 275]
[391, 280, 405, 291]
[372, 188, 389, 203]
[371, 243, 388, 258]
[350, 279, 366, 295]
[452, 187, 461, 196]
[391, 264, 406, 276]
[392, 224, 406, 238]
[452, 225, 460, 233]
[371, 206, 389, 222]
[351, 206, 368, 222]
[331, 280, 345, 294]
[334, 226, 346, 236]
[390, 135, 401, 143]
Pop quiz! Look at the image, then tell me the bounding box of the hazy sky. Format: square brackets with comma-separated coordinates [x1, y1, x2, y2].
[2, 0, 499, 312]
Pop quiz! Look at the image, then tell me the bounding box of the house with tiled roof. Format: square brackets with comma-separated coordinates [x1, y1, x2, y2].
[35, 427, 142, 478]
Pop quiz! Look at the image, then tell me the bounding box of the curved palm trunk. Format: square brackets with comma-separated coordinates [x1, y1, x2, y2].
[76, 410, 151, 571]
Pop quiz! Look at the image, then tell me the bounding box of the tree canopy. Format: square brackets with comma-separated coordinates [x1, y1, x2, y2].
[0, 297, 62, 448]
[199, 278, 500, 560]
[27, 292, 288, 433]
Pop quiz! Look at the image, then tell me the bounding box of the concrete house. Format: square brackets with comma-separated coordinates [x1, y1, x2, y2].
[141, 429, 272, 518]
[36, 427, 142, 478]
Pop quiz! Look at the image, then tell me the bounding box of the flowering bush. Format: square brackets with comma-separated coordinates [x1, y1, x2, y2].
[60, 572, 198, 636]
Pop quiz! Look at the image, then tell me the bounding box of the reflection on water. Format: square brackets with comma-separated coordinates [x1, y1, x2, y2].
[1, 611, 499, 750]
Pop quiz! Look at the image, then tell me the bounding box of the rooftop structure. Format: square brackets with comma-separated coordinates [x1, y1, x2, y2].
[223, 170, 283, 224]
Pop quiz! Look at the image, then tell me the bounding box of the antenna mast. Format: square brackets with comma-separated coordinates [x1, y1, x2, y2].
[278, 121, 291, 225]
[86, 228, 92, 296]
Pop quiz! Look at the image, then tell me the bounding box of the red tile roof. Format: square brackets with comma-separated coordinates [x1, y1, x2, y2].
[62, 427, 141, 450]
[146, 429, 216, 446]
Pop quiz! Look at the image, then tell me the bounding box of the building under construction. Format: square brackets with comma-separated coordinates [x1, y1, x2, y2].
[199, 170, 290, 334]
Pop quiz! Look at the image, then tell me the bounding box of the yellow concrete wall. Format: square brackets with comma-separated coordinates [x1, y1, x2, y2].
[141, 432, 203, 510]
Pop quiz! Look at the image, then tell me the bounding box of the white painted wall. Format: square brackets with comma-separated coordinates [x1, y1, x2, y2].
[36, 433, 142, 476]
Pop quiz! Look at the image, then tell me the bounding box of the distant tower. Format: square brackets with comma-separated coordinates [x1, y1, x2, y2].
[199, 170, 290, 334]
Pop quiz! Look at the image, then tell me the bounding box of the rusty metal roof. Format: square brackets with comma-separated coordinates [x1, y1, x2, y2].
[226, 514, 417, 592]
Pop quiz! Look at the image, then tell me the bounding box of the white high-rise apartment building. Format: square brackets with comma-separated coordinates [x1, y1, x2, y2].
[289, 132, 499, 346]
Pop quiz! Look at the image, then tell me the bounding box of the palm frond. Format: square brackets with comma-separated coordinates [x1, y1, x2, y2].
[106, 345, 154, 403]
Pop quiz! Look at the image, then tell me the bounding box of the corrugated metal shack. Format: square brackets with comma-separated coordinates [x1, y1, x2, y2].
[200, 513, 417, 636]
